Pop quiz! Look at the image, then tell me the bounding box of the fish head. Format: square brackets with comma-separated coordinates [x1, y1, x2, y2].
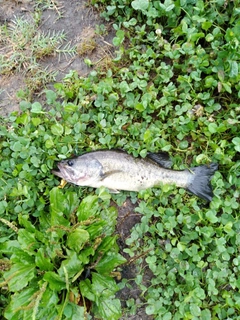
[52, 155, 103, 186]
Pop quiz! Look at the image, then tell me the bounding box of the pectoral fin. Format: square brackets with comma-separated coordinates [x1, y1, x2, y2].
[100, 170, 123, 180]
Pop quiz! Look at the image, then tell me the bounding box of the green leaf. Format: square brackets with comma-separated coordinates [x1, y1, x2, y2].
[43, 271, 66, 291]
[77, 195, 98, 221]
[84, 58, 93, 66]
[63, 303, 85, 320]
[50, 187, 71, 226]
[222, 82, 232, 93]
[112, 30, 125, 46]
[79, 247, 95, 265]
[39, 286, 58, 309]
[35, 248, 54, 271]
[30, 155, 41, 167]
[79, 278, 95, 301]
[135, 102, 145, 112]
[96, 297, 122, 320]
[232, 137, 240, 152]
[59, 251, 84, 279]
[11, 141, 23, 152]
[95, 252, 126, 274]
[202, 21, 212, 31]
[18, 229, 38, 251]
[3, 263, 35, 291]
[179, 140, 188, 149]
[119, 81, 131, 94]
[31, 102, 44, 113]
[97, 187, 112, 201]
[99, 206, 118, 235]
[131, 0, 149, 11]
[51, 123, 64, 136]
[45, 138, 54, 149]
[215, 237, 226, 253]
[190, 303, 201, 316]
[163, 312, 172, 320]
[208, 122, 218, 134]
[4, 287, 37, 319]
[143, 130, 152, 142]
[229, 61, 238, 78]
[206, 210, 218, 223]
[85, 221, 106, 239]
[160, 0, 175, 12]
[91, 272, 119, 298]
[206, 33, 214, 42]
[45, 89, 57, 104]
[146, 305, 155, 315]
[95, 235, 118, 254]
[201, 309, 211, 318]
[16, 112, 30, 125]
[67, 227, 90, 252]
[31, 117, 41, 126]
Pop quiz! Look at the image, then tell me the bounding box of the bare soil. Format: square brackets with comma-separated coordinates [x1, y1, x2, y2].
[0, 1, 152, 318]
[0, 0, 114, 115]
[116, 198, 154, 320]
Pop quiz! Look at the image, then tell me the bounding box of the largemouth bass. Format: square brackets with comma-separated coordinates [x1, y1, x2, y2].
[52, 150, 218, 202]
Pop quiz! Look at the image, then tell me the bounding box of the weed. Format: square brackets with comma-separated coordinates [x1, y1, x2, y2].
[77, 38, 97, 56]
[0, 101, 126, 319]
[34, 0, 65, 19]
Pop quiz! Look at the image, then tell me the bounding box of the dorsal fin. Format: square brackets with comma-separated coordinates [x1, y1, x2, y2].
[147, 152, 172, 169]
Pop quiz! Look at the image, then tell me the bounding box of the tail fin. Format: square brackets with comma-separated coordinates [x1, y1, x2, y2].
[187, 163, 218, 202]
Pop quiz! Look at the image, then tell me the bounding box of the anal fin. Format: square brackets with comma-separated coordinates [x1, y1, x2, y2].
[108, 188, 120, 194]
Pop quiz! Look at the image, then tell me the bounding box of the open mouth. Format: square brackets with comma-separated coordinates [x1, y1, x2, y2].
[52, 162, 68, 179]
[52, 168, 61, 177]
[52, 162, 88, 184]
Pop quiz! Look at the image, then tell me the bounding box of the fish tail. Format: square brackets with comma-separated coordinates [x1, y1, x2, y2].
[187, 163, 218, 202]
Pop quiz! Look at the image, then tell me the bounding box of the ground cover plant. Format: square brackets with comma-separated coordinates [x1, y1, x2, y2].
[0, 0, 240, 319]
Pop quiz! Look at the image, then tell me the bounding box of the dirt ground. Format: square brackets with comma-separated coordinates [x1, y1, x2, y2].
[0, 1, 152, 318]
[116, 198, 154, 320]
[0, 0, 114, 115]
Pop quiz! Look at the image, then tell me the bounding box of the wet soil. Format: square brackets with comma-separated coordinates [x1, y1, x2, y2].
[0, 1, 152, 318]
[115, 198, 154, 320]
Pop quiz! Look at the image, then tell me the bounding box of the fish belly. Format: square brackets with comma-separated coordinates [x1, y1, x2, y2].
[99, 167, 191, 191]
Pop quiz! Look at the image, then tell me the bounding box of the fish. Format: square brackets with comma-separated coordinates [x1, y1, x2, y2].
[52, 150, 218, 202]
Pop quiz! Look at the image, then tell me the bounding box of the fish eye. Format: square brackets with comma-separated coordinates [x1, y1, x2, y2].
[67, 160, 74, 166]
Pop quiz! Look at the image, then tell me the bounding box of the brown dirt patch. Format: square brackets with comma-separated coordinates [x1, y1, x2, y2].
[0, 0, 114, 116]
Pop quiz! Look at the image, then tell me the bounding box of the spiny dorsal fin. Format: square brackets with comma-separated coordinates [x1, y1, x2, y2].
[147, 152, 172, 169]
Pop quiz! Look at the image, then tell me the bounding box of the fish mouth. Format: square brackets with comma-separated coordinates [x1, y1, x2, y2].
[52, 168, 62, 178]
[52, 167, 66, 179]
[52, 163, 88, 184]
[52, 162, 71, 180]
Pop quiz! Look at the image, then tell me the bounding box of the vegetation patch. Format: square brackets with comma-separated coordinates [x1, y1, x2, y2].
[0, 0, 240, 319]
